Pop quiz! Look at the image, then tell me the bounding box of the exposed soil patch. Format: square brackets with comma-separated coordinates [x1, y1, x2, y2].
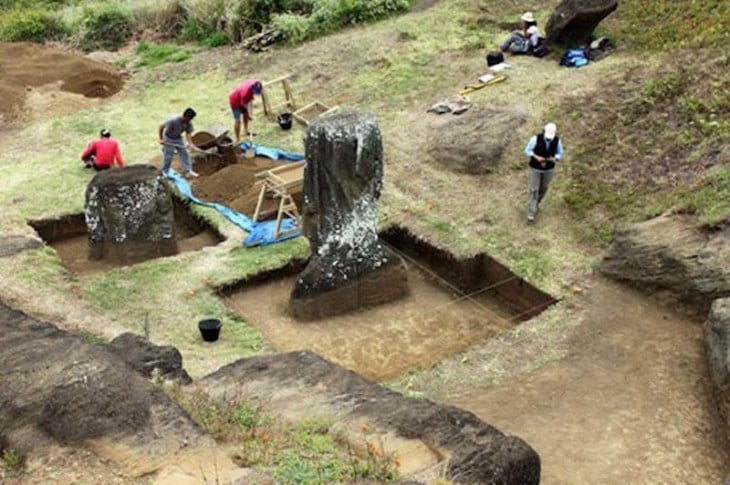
[447, 278, 730, 484]
[0, 42, 124, 122]
[221, 230, 555, 381]
[151, 149, 303, 218]
[60, 68, 124, 98]
[27, 197, 222, 274]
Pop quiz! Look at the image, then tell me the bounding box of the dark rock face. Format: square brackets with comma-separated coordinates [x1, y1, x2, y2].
[0, 235, 43, 257]
[109, 332, 192, 384]
[290, 110, 408, 319]
[430, 107, 526, 175]
[0, 303, 201, 449]
[600, 214, 730, 312]
[706, 298, 730, 437]
[546, 0, 618, 46]
[85, 164, 177, 264]
[200, 350, 541, 484]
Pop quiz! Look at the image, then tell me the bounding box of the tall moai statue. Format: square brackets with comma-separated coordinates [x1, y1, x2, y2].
[85, 165, 177, 265]
[290, 110, 409, 320]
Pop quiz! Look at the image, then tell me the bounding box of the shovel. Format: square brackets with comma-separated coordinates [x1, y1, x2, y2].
[245, 132, 256, 159]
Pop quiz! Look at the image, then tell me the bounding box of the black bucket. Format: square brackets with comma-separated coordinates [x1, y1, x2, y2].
[198, 318, 222, 342]
[278, 112, 293, 130]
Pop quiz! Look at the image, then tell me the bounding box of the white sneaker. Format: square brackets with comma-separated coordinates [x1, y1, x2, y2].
[185, 170, 199, 178]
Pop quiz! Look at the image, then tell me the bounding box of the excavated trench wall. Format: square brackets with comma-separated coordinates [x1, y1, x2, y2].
[27, 196, 223, 271]
[380, 226, 558, 319]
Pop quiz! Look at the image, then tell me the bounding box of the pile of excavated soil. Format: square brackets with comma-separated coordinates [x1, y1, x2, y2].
[192, 164, 257, 204]
[0, 42, 124, 121]
[185, 152, 300, 218]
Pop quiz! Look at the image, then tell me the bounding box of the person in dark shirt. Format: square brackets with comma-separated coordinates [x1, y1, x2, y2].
[158, 107, 200, 178]
[524, 123, 564, 223]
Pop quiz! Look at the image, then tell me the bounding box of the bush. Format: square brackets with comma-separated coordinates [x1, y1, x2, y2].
[272, 0, 412, 43]
[270, 12, 313, 44]
[78, 5, 133, 51]
[0, 8, 67, 42]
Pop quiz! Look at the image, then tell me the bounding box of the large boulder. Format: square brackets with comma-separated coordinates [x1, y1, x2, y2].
[546, 0, 618, 46]
[199, 350, 541, 484]
[429, 107, 526, 175]
[85, 164, 177, 265]
[109, 332, 192, 384]
[706, 298, 730, 437]
[290, 110, 408, 320]
[0, 303, 246, 482]
[600, 213, 730, 312]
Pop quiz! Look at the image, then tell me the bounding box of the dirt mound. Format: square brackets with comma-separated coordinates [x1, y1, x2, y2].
[186, 155, 296, 218]
[192, 164, 257, 204]
[0, 42, 124, 121]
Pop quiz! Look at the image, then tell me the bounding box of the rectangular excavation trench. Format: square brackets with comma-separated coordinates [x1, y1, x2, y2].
[219, 226, 558, 382]
[28, 196, 223, 275]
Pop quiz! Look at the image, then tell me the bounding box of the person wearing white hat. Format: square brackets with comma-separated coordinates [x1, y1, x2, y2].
[524, 122, 564, 223]
[500, 11, 541, 54]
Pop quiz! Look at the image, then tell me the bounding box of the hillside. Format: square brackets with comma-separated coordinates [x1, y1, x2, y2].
[0, 0, 728, 483]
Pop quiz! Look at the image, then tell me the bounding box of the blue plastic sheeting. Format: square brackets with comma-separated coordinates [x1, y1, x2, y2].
[239, 142, 305, 162]
[243, 219, 300, 247]
[164, 167, 301, 247]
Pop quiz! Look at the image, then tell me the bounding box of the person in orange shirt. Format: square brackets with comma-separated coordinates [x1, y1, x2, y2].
[80, 128, 125, 171]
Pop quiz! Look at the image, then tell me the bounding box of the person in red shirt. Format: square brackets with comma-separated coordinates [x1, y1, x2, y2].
[228, 79, 262, 143]
[80, 129, 125, 171]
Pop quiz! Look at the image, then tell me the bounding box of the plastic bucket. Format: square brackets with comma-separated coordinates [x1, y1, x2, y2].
[278, 112, 293, 130]
[198, 318, 222, 342]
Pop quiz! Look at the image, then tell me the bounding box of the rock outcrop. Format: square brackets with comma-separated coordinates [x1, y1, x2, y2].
[600, 213, 730, 312]
[0, 303, 246, 483]
[706, 298, 730, 437]
[429, 107, 526, 175]
[0, 234, 42, 258]
[199, 350, 541, 484]
[85, 164, 177, 265]
[290, 110, 408, 319]
[546, 0, 618, 46]
[109, 332, 192, 384]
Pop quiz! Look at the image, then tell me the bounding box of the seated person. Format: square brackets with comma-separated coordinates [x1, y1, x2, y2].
[80, 128, 125, 171]
[500, 11, 540, 55]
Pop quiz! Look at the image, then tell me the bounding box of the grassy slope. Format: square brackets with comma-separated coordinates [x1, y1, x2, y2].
[0, 0, 726, 397]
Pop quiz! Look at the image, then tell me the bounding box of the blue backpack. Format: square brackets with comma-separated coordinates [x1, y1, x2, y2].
[560, 48, 588, 67]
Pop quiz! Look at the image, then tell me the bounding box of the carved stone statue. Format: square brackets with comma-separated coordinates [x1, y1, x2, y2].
[290, 111, 408, 319]
[85, 165, 176, 264]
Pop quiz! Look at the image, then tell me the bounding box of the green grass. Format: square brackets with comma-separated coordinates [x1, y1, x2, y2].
[134, 42, 194, 68]
[173, 390, 400, 483]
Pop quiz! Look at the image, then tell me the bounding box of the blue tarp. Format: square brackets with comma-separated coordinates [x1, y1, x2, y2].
[239, 142, 305, 162]
[165, 144, 303, 247]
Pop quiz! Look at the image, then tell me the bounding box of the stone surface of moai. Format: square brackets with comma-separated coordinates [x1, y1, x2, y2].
[85, 165, 177, 264]
[290, 110, 409, 320]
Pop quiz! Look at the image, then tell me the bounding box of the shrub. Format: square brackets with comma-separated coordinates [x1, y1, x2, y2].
[78, 5, 133, 52]
[270, 12, 313, 44]
[0, 8, 67, 42]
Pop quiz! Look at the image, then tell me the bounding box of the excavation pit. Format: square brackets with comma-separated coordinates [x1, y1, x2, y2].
[28, 196, 223, 275]
[220, 226, 557, 381]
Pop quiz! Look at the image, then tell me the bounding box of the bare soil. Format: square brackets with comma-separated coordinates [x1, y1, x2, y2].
[447, 277, 730, 484]
[225, 265, 518, 381]
[0, 42, 124, 124]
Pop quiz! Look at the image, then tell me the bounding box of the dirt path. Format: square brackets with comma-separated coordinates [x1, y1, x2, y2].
[447, 278, 729, 484]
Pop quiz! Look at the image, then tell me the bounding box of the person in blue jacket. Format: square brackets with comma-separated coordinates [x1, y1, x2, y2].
[525, 123, 564, 223]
